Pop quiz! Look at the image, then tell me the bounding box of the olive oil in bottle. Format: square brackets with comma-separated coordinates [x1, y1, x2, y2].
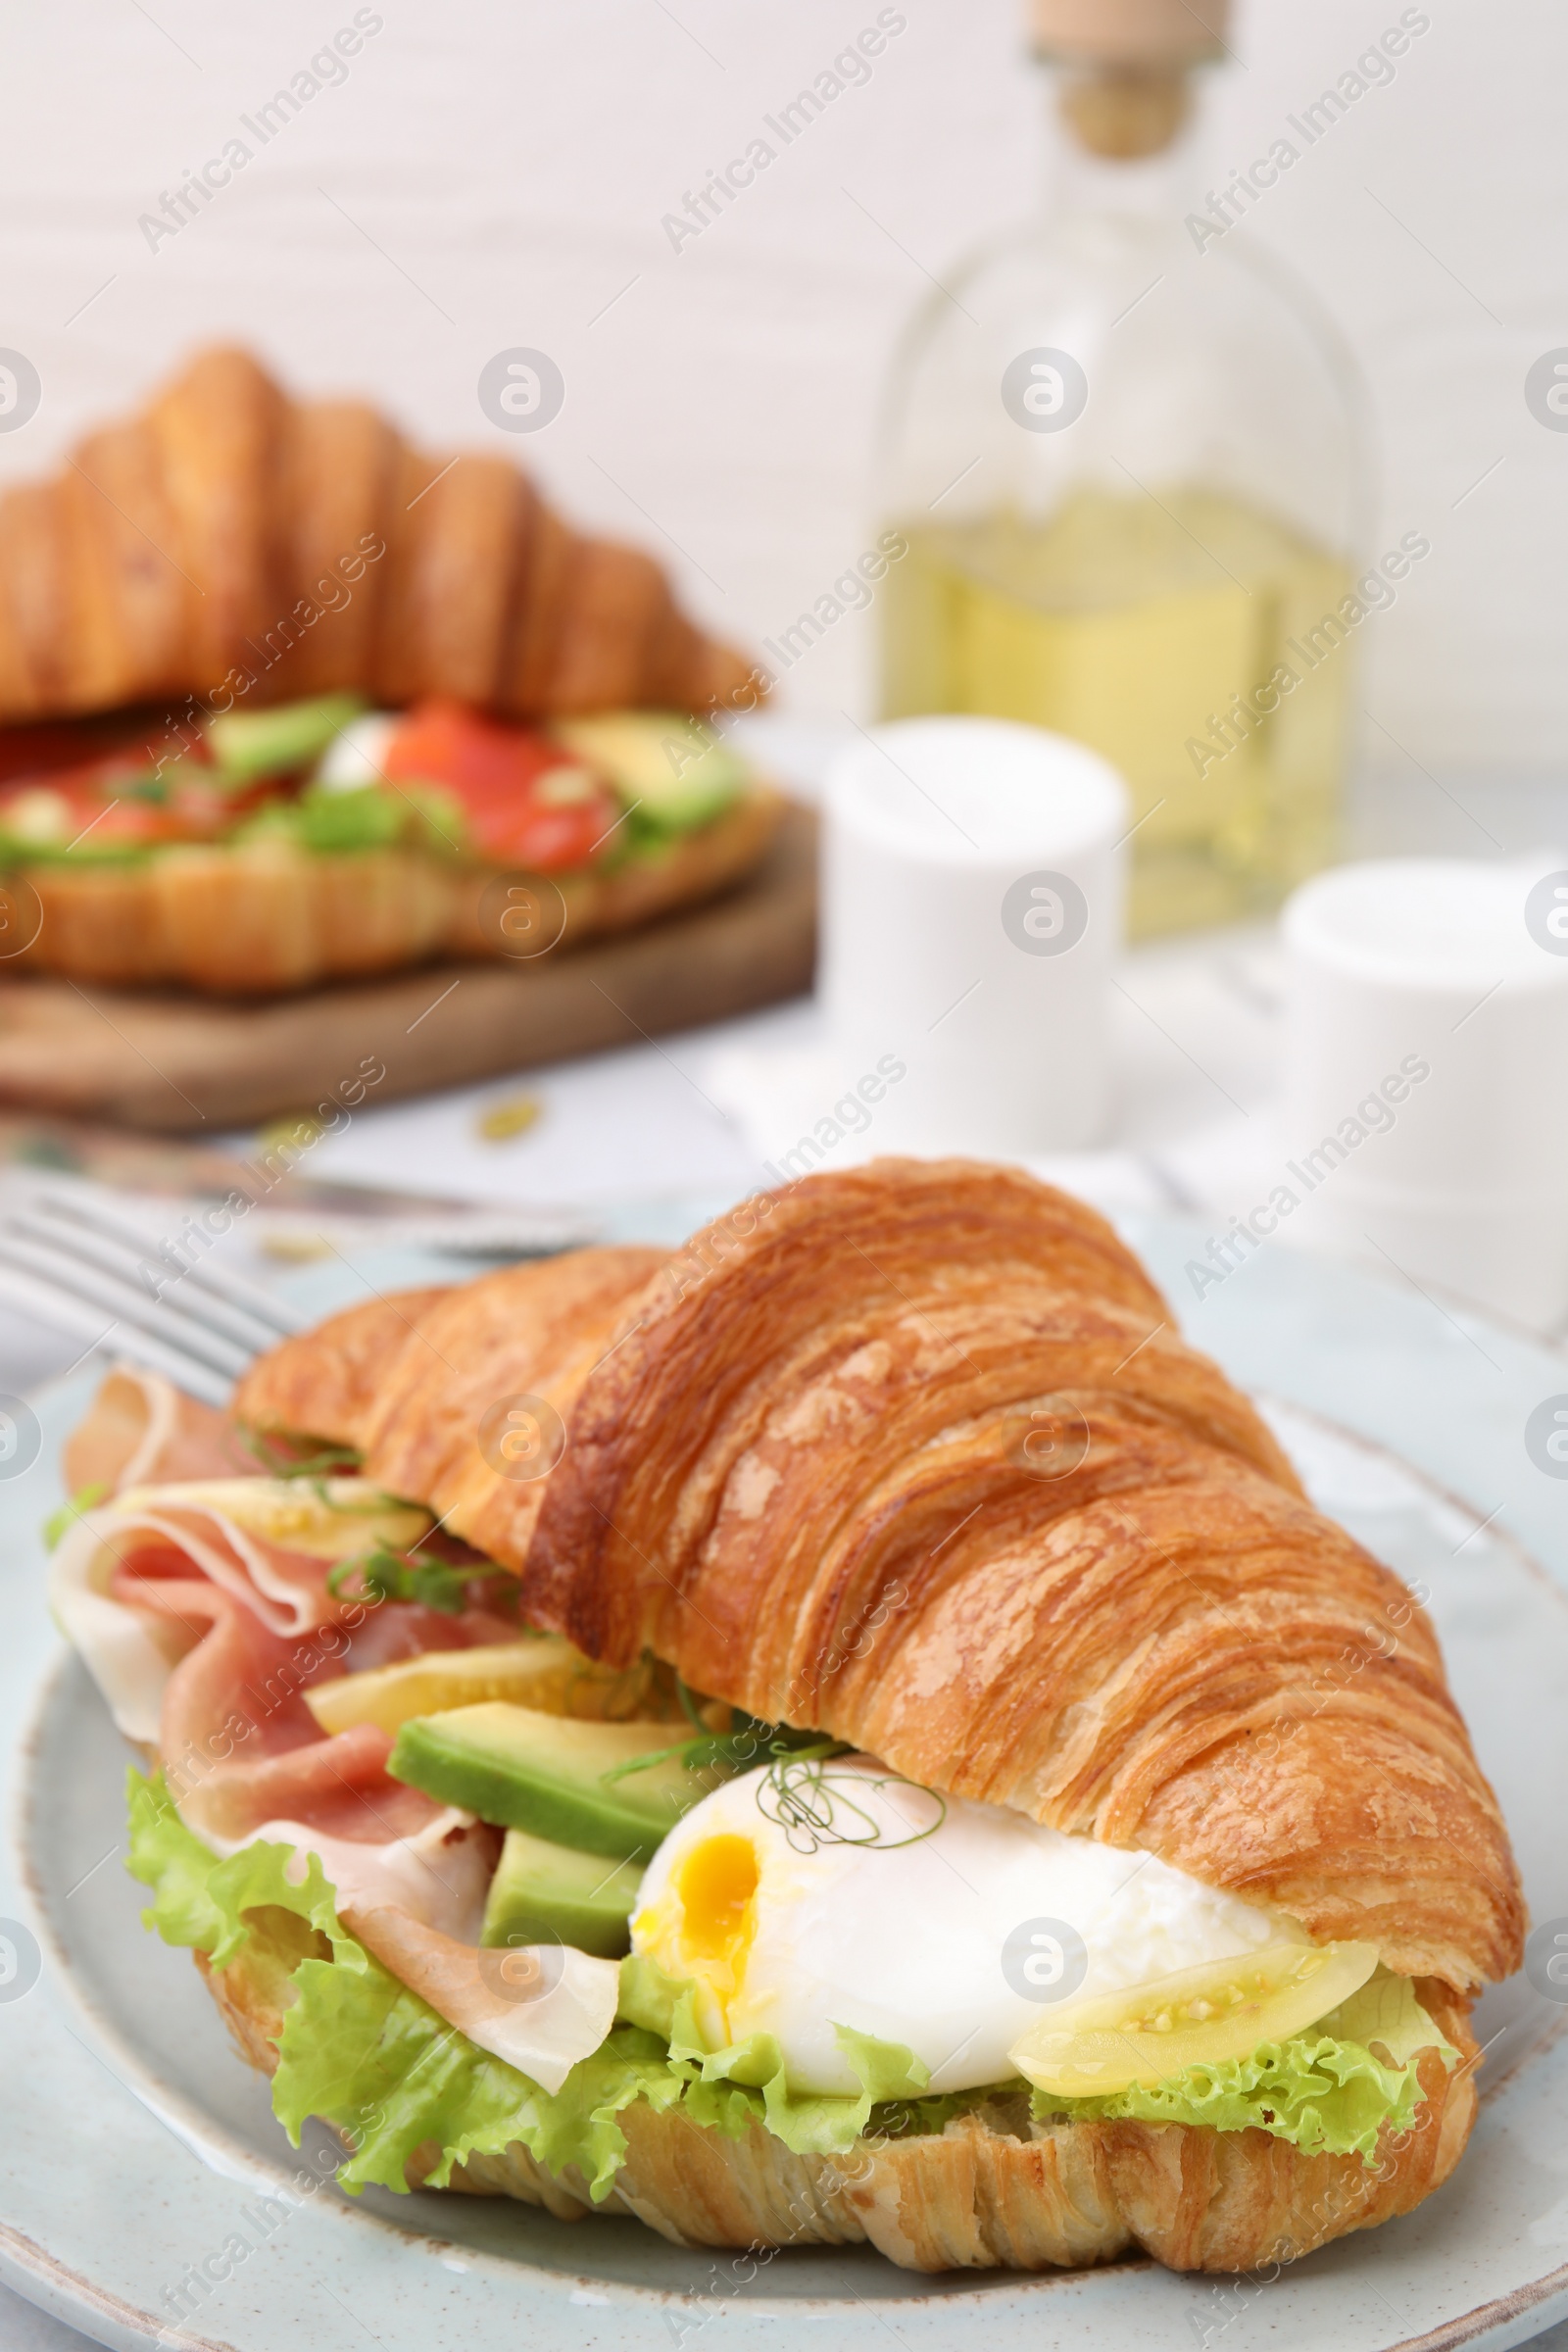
[876, 0, 1363, 936]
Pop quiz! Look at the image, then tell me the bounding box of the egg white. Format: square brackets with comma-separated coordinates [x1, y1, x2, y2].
[317, 711, 395, 791]
[632, 1756, 1291, 2096]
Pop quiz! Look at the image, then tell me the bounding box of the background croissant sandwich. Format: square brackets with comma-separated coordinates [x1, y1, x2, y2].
[0, 347, 779, 993]
[51, 1161, 1522, 2275]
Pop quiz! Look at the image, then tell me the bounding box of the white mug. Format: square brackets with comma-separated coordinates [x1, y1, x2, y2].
[1282, 857, 1568, 1331]
[821, 717, 1129, 1157]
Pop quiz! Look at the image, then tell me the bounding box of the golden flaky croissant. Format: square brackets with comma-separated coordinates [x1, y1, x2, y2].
[0, 346, 755, 722]
[215, 1159, 1521, 2271]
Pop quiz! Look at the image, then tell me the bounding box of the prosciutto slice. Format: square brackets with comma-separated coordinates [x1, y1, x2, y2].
[63, 1363, 258, 1497]
[343, 1903, 620, 2091]
[53, 1380, 520, 1938]
[209, 1817, 496, 1943]
[50, 1477, 436, 1740]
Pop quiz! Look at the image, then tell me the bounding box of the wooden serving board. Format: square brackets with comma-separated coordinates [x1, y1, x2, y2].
[0, 805, 816, 1134]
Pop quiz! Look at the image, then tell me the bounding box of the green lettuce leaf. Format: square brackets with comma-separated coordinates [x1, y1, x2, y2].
[0, 832, 152, 870]
[1033, 1970, 1456, 2159]
[125, 1770, 683, 2198]
[126, 1771, 1455, 2192]
[269, 1926, 686, 2199]
[126, 1766, 233, 1956]
[237, 784, 407, 855]
[617, 1951, 931, 2155]
[1319, 1971, 1453, 2069]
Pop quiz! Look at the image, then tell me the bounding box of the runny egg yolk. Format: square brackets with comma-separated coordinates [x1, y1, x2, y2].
[638, 1833, 760, 2047]
[678, 1834, 759, 1967]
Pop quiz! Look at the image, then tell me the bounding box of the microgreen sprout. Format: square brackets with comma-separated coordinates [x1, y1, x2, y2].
[756, 1757, 948, 1855]
[599, 1685, 841, 1788]
[325, 1542, 521, 1618]
[239, 1425, 363, 1479]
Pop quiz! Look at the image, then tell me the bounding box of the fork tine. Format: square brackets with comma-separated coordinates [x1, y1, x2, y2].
[146, 1238, 306, 1336]
[6, 1203, 288, 1360]
[0, 1261, 232, 1406]
[17, 1181, 305, 1337]
[0, 1229, 252, 1381]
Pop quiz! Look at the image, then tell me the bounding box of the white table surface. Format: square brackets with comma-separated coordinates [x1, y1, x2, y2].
[0, 921, 1304, 1398]
[0, 719, 1563, 1402]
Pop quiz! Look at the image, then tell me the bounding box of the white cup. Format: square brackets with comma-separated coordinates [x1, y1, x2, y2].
[821, 717, 1129, 1157]
[1282, 857, 1568, 1331]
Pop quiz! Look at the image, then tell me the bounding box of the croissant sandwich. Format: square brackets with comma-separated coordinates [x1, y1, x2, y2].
[0, 346, 778, 993]
[51, 1160, 1522, 2278]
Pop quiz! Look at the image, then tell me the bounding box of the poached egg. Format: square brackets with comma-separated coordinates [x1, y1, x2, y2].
[631, 1756, 1292, 2095]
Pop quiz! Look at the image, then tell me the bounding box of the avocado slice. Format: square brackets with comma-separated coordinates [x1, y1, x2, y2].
[553, 712, 747, 833]
[480, 1826, 643, 1958]
[207, 692, 368, 783]
[387, 1702, 725, 1859]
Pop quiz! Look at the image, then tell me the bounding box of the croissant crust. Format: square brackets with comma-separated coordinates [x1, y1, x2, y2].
[0, 345, 756, 722]
[236, 1160, 1524, 1993]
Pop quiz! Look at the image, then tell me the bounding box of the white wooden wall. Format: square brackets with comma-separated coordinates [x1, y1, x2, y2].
[0, 0, 1559, 787]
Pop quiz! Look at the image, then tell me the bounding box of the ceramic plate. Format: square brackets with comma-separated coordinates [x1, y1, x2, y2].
[3, 1221, 1568, 2352]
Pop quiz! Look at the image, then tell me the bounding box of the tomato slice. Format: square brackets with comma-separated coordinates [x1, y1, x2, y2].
[1008, 1938, 1380, 2097]
[382, 698, 621, 872]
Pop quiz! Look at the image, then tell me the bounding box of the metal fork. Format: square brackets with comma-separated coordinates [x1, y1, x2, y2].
[0, 1174, 306, 1405]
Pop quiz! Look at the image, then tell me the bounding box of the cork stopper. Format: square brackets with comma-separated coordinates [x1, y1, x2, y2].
[1029, 0, 1230, 64]
[1058, 66, 1190, 159]
[1031, 0, 1230, 159]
